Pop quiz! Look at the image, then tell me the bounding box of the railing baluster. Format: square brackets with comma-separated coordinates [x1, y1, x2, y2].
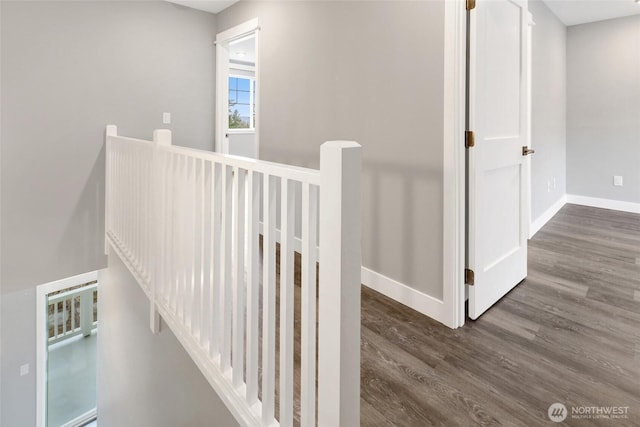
[301, 182, 318, 427]
[210, 162, 222, 358]
[168, 153, 177, 314]
[201, 160, 212, 350]
[122, 149, 128, 249]
[134, 147, 139, 267]
[71, 296, 76, 331]
[143, 148, 150, 280]
[187, 157, 196, 333]
[127, 149, 133, 254]
[54, 301, 59, 339]
[220, 165, 233, 371]
[115, 148, 121, 241]
[137, 147, 142, 270]
[176, 154, 185, 318]
[198, 158, 206, 346]
[262, 174, 277, 425]
[172, 153, 180, 313]
[280, 178, 295, 427]
[122, 148, 127, 244]
[246, 170, 260, 405]
[181, 155, 189, 323]
[138, 148, 144, 272]
[63, 299, 68, 336]
[179, 155, 186, 320]
[232, 167, 246, 389]
[139, 146, 144, 271]
[157, 150, 167, 302]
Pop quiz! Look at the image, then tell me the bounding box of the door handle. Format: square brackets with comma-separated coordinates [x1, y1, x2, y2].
[522, 146, 535, 156]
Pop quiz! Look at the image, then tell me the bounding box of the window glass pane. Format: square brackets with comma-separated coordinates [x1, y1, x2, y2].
[229, 104, 250, 128]
[228, 76, 254, 129]
[237, 91, 250, 104]
[229, 112, 249, 128]
[236, 104, 250, 117]
[237, 78, 250, 91]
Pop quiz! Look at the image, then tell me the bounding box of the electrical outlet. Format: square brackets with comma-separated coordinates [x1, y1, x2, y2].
[614, 176, 623, 187]
[162, 112, 171, 124]
[20, 364, 29, 376]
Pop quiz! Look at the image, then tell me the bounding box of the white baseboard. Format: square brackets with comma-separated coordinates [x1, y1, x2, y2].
[360, 267, 449, 327]
[262, 225, 450, 326]
[530, 195, 566, 238]
[566, 194, 640, 214]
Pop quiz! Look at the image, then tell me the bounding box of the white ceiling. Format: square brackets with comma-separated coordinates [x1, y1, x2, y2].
[167, 1, 640, 28]
[542, 0, 640, 26]
[165, 0, 239, 15]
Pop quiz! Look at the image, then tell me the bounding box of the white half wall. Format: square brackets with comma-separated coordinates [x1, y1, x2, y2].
[97, 254, 239, 427]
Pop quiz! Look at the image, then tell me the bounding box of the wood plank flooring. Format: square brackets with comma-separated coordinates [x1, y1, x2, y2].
[359, 204, 640, 426]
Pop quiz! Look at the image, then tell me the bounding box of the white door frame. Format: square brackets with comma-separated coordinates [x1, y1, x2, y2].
[36, 270, 98, 427]
[442, 0, 467, 329]
[215, 18, 260, 155]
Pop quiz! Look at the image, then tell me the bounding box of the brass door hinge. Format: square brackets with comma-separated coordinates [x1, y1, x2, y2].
[467, 0, 476, 11]
[465, 268, 475, 286]
[465, 130, 475, 148]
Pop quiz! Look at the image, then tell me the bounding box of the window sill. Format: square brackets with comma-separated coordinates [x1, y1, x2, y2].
[228, 129, 256, 135]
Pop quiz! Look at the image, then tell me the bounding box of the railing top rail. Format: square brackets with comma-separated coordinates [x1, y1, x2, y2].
[48, 283, 98, 304]
[108, 135, 155, 146]
[107, 133, 320, 185]
[161, 144, 320, 186]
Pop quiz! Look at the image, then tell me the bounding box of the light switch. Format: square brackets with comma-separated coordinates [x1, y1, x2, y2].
[163, 112, 171, 124]
[20, 364, 29, 376]
[614, 176, 623, 186]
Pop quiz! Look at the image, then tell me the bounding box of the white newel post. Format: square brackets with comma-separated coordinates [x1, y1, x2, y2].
[318, 141, 362, 427]
[149, 129, 172, 334]
[105, 125, 118, 255]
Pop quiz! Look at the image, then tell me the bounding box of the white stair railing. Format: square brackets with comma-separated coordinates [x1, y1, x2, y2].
[104, 125, 361, 427]
[47, 283, 98, 345]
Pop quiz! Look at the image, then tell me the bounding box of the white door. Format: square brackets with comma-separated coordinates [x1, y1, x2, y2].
[468, 0, 533, 319]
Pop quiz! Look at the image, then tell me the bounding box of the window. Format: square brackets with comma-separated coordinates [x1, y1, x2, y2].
[229, 76, 255, 130]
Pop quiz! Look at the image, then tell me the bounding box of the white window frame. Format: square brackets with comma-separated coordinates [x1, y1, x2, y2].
[227, 73, 256, 134]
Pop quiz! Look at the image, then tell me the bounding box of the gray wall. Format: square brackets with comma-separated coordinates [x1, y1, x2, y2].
[567, 15, 640, 203]
[0, 2, 218, 424]
[0, 288, 37, 427]
[217, 0, 446, 299]
[530, 0, 567, 220]
[97, 254, 238, 427]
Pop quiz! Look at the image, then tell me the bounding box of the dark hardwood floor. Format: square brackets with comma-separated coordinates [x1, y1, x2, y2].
[360, 204, 640, 426]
